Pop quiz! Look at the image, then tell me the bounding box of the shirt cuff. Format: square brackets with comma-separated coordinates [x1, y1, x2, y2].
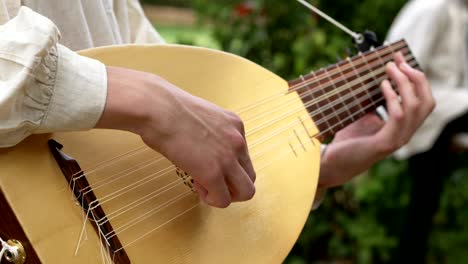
[311, 143, 328, 210]
[311, 187, 327, 210]
[36, 44, 107, 133]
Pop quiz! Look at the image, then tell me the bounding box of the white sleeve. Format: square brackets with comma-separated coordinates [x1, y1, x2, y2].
[386, 0, 448, 70]
[0, 7, 107, 147]
[126, 0, 166, 44]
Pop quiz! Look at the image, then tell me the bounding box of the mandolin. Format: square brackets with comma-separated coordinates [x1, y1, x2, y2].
[0, 40, 418, 264]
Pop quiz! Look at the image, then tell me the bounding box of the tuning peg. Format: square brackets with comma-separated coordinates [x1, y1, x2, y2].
[354, 30, 379, 52]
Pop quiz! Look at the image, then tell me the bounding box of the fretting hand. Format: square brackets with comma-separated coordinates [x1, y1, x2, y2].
[318, 52, 435, 189]
[96, 67, 256, 208]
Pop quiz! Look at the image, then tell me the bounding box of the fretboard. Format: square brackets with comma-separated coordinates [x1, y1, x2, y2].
[288, 39, 419, 140]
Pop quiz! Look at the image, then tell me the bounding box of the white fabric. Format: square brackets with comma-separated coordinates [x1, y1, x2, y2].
[0, 0, 164, 147]
[387, 0, 468, 158]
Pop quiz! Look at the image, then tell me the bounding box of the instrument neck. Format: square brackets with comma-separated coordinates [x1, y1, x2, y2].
[288, 39, 416, 140]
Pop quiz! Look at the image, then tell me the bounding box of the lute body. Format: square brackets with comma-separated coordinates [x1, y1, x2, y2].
[0, 45, 321, 263]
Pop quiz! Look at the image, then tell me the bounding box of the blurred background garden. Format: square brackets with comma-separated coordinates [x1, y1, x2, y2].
[141, 1, 468, 263]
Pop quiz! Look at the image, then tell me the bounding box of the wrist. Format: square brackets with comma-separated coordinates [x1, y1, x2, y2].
[95, 67, 160, 136]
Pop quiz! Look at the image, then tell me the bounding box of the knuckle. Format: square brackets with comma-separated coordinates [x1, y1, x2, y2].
[414, 70, 425, 80]
[204, 166, 223, 183]
[407, 99, 420, 111]
[393, 110, 404, 122]
[388, 92, 399, 101]
[251, 171, 257, 183]
[400, 76, 410, 86]
[228, 111, 245, 131]
[245, 185, 256, 200]
[238, 185, 256, 201]
[229, 131, 247, 151]
[219, 154, 234, 169]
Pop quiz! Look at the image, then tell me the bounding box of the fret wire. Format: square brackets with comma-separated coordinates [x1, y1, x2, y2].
[238, 54, 415, 146]
[385, 43, 400, 89]
[310, 67, 385, 132]
[303, 67, 393, 139]
[317, 94, 386, 138]
[316, 68, 342, 130]
[360, 50, 382, 106]
[308, 71, 332, 132]
[310, 57, 417, 136]
[295, 40, 406, 94]
[308, 47, 411, 109]
[306, 48, 410, 106]
[304, 51, 412, 127]
[248, 56, 406, 148]
[374, 44, 391, 86]
[300, 74, 327, 133]
[323, 66, 350, 129]
[346, 57, 368, 116]
[246, 52, 412, 148]
[335, 63, 356, 123]
[235, 41, 406, 118]
[299, 74, 315, 108]
[288, 42, 408, 119]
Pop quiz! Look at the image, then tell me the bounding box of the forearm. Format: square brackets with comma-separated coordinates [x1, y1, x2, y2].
[319, 138, 383, 189]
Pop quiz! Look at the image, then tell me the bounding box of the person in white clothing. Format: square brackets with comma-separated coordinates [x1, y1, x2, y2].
[0, 1, 435, 208]
[386, 0, 467, 261]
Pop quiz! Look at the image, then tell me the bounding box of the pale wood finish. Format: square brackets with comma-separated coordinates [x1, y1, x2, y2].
[0, 45, 320, 263]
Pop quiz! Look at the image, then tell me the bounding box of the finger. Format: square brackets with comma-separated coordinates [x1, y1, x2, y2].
[227, 111, 246, 137]
[386, 62, 419, 112]
[334, 113, 384, 141]
[379, 79, 404, 140]
[226, 163, 255, 202]
[394, 51, 406, 65]
[238, 148, 256, 183]
[399, 62, 434, 106]
[193, 181, 208, 199]
[360, 113, 385, 133]
[202, 174, 232, 208]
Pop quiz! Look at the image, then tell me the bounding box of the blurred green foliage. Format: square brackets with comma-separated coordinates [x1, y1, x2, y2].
[192, 0, 407, 79]
[148, 0, 468, 262]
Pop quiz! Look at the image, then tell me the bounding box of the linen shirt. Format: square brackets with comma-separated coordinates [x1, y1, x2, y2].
[0, 0, 164, 147]
[387, 0, 468, 158]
